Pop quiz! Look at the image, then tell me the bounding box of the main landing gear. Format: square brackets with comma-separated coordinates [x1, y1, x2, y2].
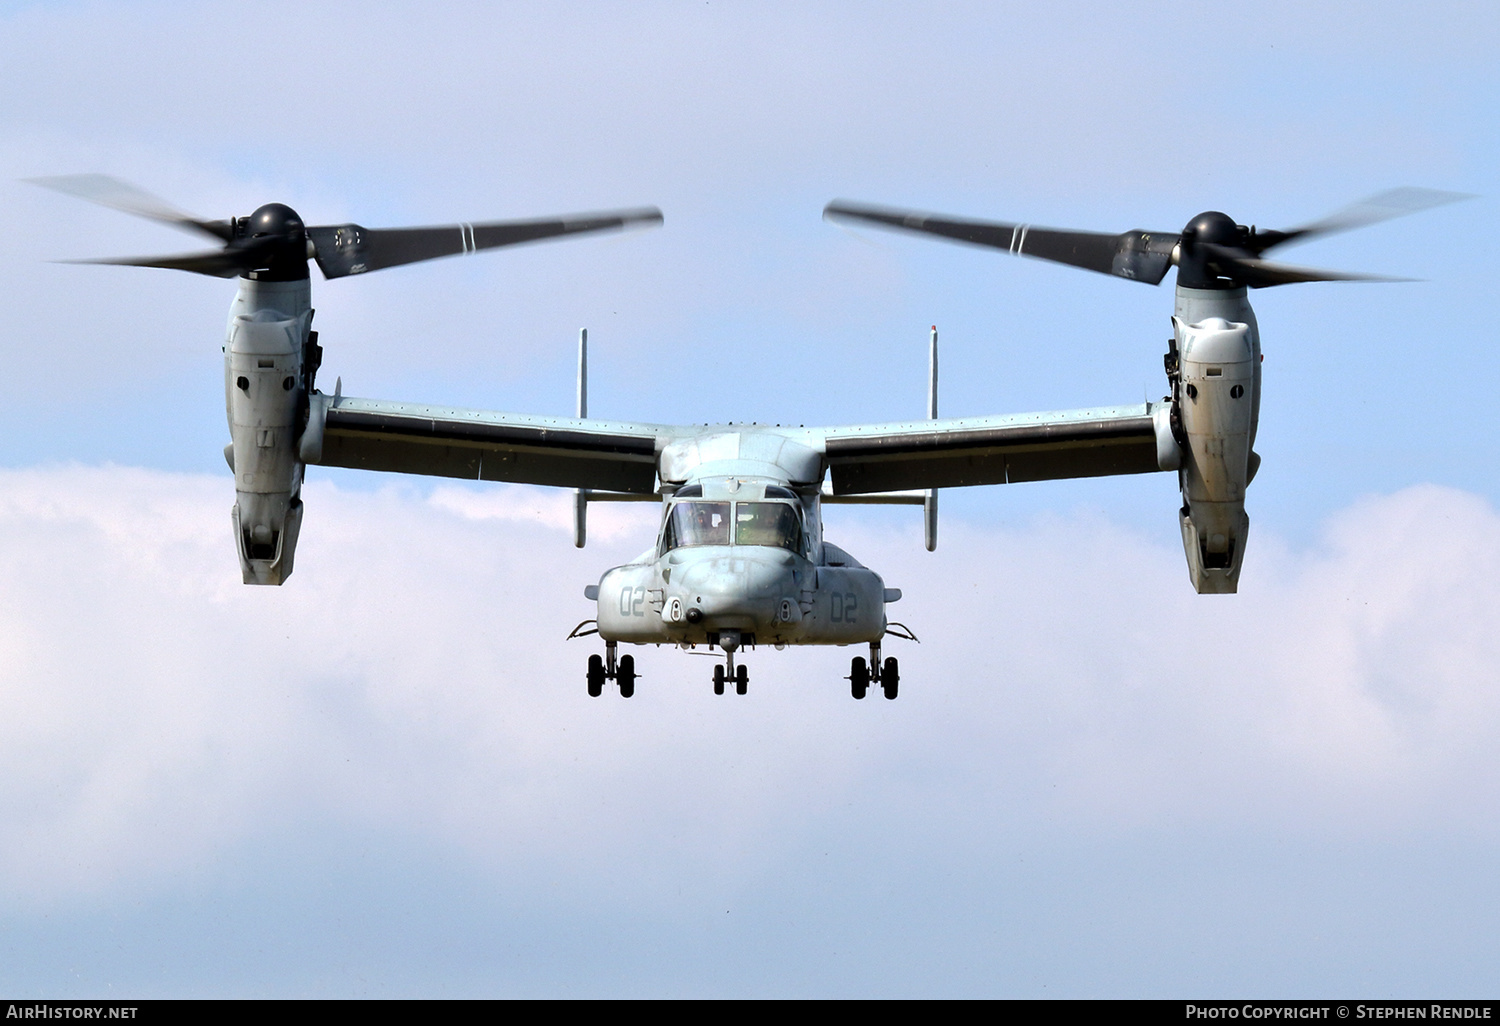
[586, 640, 637, 699]
[848, 641, 899, 701]
[711, 631, 749, 696]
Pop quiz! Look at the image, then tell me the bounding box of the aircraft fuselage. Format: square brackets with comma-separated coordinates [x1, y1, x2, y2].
[594, 476, 890, 650]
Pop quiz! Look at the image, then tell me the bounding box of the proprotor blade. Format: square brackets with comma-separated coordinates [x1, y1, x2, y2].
[1200, 248, 1414, 288]
[1244, 187, 1473, 255]
[307, 206, 664, 279]
[823, 200, 1178, 284]
[27, 174, 234, 242]
[60, 245, 274, 278]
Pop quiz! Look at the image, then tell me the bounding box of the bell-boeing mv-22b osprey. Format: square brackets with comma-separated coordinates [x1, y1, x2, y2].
[34, 176, 1460, 700]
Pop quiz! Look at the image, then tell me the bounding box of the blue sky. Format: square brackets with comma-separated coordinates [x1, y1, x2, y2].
[0, 0, 1497, 997]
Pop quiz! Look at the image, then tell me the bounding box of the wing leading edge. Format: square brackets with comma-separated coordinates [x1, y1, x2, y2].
[307, 396, 1167, 496]
[820, 403, 1166, 494]
[309, 395, 666, 493]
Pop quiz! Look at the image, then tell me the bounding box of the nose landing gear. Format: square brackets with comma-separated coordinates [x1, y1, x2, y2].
[711, 631, 750, 695]
[585, 640, 637, 698]
[849, 642, 899, 700]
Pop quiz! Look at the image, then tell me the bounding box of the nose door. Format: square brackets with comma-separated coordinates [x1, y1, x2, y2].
[672, 549, 798, 633]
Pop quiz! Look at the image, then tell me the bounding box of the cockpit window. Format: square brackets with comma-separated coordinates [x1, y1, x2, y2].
[735, 502, 803, 551]
[662, 501, 731, 549]
[661, 499, 805, 553]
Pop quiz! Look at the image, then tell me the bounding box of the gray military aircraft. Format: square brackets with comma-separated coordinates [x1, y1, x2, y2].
[34, 177, 1460, 700]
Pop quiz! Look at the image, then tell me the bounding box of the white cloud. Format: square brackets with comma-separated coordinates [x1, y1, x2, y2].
[0, 466, 1496, 913]
[428, 481, 656, 545]
[884, 487, 1500, 836]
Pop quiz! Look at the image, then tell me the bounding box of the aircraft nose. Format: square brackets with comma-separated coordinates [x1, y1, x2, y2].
[674, 551, 797, 627]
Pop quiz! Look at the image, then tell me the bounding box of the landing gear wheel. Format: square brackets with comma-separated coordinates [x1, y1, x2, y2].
[849, 656, 869, 700]
[713, 664, 725, 695]
[735, 664, 748, 696]
[617, 654, 636, 699]
[586, 654, 605, 698]
[882, 657, 899, 700]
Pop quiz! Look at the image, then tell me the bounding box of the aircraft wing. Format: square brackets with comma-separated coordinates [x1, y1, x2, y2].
[306, 394, 667, 493]
[818, 402, 1168, 495]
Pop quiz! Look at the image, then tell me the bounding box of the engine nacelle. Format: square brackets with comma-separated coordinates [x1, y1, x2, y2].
[1173, 314, 1255, 593]
[224, 278, 314, 585]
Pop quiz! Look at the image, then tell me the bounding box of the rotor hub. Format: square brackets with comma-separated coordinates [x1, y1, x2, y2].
[1182, 211, 1240, 247]
[247, 203, 306, 240]
[238, 203, 310, 281]
[1177, 210, 1249, 290]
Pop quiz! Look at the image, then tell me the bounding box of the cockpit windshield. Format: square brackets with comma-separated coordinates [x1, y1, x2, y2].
[661, 499, 804, 553]
[734, 502, 803, 551]
[663, 501, 731, 548]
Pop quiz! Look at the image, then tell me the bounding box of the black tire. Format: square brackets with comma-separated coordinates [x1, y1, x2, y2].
[618, 654, 636, 699]
[882, 657, 899, 700]
[586, 654, 605, 698]
[849, 656, 869, 700]
[713, 664, 725, 695]
[735, 664, 748, 696]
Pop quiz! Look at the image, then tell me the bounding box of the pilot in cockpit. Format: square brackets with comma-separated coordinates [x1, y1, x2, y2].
[691, 503, 730, 545]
